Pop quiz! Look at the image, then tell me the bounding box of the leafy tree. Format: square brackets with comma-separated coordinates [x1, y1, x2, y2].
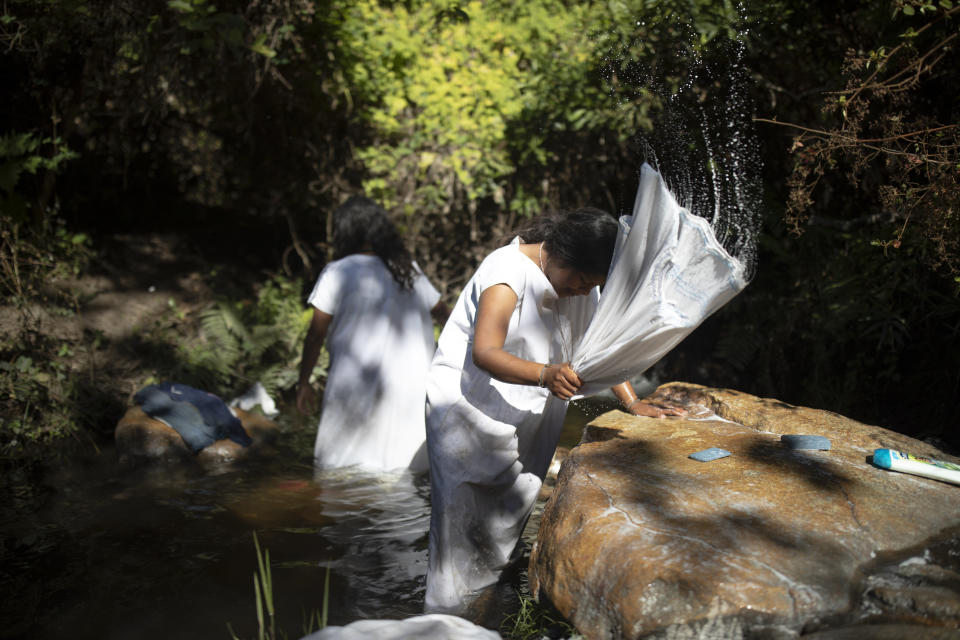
[334, 0, 746, 293]
[771, 0, 959, 277]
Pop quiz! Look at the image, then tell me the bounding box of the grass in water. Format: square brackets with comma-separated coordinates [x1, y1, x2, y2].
[228, 532, 330, 640]
[501, 593, 581, 640]
[301, 566, 330, 636]
[228, 534, 566, 639]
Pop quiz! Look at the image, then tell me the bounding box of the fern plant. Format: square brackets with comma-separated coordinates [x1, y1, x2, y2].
[179, 275, 327, 400]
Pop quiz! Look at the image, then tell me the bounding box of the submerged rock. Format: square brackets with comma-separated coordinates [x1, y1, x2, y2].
[529, 382, 960, 639]
[115, 405, 278, 470]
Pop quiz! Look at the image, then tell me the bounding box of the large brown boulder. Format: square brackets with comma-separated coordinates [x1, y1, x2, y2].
[529, 383, 960, 638]
[115, 405, 279, 469]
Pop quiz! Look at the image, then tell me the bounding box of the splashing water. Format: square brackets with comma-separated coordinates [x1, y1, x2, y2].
[604, 21, 762, 281]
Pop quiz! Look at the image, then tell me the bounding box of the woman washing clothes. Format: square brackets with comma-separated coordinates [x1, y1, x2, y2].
[296, 195, 447, 473]
[424, 207, 684, 613]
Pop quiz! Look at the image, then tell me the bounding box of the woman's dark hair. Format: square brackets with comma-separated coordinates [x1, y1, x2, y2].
[512, 207, 618, 277]
[332, 195, 416, 289]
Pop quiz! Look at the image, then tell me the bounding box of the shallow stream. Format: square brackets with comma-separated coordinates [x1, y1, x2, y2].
[1, 400, 612, 640]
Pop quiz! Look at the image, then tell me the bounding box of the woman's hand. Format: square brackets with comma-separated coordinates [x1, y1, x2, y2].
[542, 363, 582, 400]
[296, 383, 318, 415]
[626, 400, 686, 418]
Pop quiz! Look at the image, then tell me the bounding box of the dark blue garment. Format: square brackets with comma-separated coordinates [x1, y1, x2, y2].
[134, 382, 252, 453]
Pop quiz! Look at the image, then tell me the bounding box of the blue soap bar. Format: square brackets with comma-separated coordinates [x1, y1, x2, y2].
[781, 434, 831, 450]
[689, 447, 731, 462]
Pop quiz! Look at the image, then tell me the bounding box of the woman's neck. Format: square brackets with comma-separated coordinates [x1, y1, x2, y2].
[518, 242, 547, 273]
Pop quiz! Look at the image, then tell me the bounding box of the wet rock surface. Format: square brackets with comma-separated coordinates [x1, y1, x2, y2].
[530, 382, 960, 639]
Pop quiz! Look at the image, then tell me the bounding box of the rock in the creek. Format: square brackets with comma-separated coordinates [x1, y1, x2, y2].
[115, 405, 278, 469]
[299, 613, 501, 640]
[529, 382, 960, 639]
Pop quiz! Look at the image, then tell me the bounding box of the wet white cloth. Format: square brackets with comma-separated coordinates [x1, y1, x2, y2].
[424, 240, 597, 612]
[300, 613, 501, 640]
[571, 163, 748, 396]
[309, 255, 440, 472]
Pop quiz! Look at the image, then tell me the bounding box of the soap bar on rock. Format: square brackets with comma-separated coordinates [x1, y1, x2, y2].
[689, 447, 731, 462]
[781, 434, 831, 450]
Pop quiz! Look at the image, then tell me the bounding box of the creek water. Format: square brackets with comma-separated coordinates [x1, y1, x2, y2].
[2, 400, 613, 640]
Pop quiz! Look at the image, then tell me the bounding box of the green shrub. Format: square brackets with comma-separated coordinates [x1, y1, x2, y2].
[177, 275, 324, 400]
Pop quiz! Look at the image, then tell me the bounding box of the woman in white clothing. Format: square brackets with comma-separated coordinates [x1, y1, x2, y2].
[297, 196, 447, 472]
[424, 207, 683, 613]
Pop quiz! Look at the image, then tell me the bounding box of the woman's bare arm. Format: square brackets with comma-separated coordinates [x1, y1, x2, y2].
[472, 284, 581, 400]
[296, 308, 333, 414]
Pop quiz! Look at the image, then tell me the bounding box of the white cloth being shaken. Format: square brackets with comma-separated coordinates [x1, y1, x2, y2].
[571, 162, 748, 396]
[309, 255, 440, 472]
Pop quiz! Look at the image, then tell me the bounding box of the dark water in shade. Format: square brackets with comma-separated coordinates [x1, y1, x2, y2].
[0, 400, 609, 640]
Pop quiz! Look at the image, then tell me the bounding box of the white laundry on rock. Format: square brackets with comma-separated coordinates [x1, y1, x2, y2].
[309, 255, 440, 472]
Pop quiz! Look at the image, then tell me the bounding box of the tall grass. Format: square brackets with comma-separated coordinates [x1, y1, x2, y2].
[229, 532, 329, 640]
[501, 593, 581, 640]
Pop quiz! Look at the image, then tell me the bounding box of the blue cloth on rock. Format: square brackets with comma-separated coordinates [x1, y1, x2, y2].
[134, 382, 252, 453]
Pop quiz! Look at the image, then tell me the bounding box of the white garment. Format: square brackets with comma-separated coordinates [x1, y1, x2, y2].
[571, 163, 748, 395]
[300, 613, 501, 640]
[309, 255, 440, 472]
[424, 240, 597, 613]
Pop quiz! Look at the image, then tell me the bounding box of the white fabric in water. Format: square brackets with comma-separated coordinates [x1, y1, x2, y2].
[572, 163, 748, 396]
[308, 255, 440, 472]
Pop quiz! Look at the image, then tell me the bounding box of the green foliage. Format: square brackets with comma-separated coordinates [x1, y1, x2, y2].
[0, 126, 86, 305]
[341, 0, 598, 213]
[2, 0, 354, 247]
[0, 334, 77, 455]
[178, 275, 322, 398]
[341, 0, 744, 216]
[0, 132, 77, 223]
[0, 217, 92, 304]
[773, 1, 959, 276]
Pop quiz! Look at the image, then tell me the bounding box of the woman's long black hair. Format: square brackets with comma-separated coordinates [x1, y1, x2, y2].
[512, 207, 619, 277]
[332, 195, 416, 289]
